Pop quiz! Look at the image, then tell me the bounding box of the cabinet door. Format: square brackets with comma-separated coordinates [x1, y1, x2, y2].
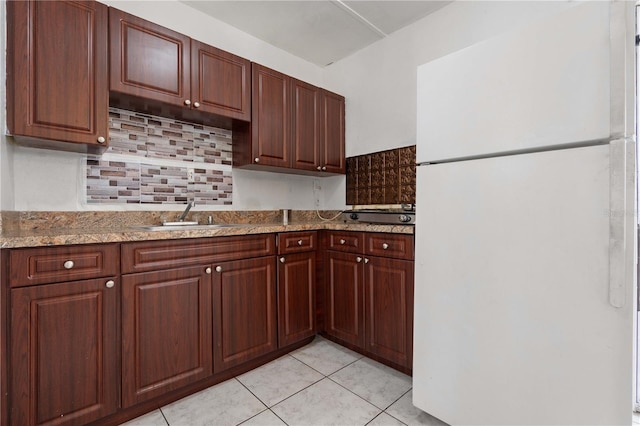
[7, 0, 108, 148]
[251, 64, 291, 168]
[10, 278, 118, 425]
[325, 251, 364, 348]
[320, 90, 346, 174]
[110, 8, 190, 106]
[191, 40, 251, 121]
[213, 257, 277, 373]
[121, 266, 212, 407]
[278, 252, 316, 347]
[364, 257, 414, 369]
[291, 79, 321, 172]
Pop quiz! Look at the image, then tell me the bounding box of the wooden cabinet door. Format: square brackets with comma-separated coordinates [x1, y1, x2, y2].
[325, 251, 364, 348]
[277, 252, 316, 347]
[291, 79, 321, 172]
[191, 40, 251, 121]
[213, 256, 277, 373]
[121, 266, 212, 407]
[364, 257, 414, 369]
[10, 278, 118, 425]
[110, 8, 190, 106]
[251, 63, 291, 168]
[7, 0, 108, 148]
[320, 90, 346, 174]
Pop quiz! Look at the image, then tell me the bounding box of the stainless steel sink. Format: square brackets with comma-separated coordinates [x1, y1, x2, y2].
[131, 223, 247, 231]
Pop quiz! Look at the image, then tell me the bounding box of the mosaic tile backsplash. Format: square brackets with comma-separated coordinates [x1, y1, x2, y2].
[86, 108, 233, 205]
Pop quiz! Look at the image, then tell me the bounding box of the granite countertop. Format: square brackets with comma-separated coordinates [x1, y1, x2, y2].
[0, 211, 414, 249]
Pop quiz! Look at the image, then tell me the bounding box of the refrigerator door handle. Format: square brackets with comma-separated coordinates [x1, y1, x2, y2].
[608, 138, 633, 308]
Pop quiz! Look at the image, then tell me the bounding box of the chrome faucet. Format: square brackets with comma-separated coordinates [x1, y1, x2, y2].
[178, 201, 195, 222]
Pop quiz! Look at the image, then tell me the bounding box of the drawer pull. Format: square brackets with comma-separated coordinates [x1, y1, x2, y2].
[382, 243, 389, 250]
[215, 266, 222, 273]
[105, 280, 115, 289]
[63, 260, 74, 270]
[356, 257, 362, 263]
[205, 267, 212, 274]
[280, 257, 285, 263]
[340, 239, 346, 245]
[297, 240, 303, 246]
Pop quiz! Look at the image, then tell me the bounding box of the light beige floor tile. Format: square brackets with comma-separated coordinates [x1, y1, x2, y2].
[385, 391, 449, 426]
[633, 411, 640, 424]
[237, 355, 324, 406]
[289, 335, 362, 375]
[272, 378, 380, 426]
[120, 409, 168, 426]
[368, 412, 407, 426]
[240, 409, 287, 425]
[161, 378, 266, 426]
[330, 357, 412, 409]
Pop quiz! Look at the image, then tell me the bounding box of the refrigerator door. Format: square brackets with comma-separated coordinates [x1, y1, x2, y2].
[413, 143, 636, 425]
[416, 2, 618, 164]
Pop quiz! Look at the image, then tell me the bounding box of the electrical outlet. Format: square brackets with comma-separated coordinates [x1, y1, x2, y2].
[187, 168, 195, 183]
[313, 180, 322, 207]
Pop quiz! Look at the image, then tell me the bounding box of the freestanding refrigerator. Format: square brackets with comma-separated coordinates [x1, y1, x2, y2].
[413, 2, 637, 425]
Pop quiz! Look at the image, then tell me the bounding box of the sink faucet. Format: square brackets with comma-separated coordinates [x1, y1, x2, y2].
[178, 201, 195, 222]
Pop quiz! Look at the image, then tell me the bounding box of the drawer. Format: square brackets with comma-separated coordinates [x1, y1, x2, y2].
[365, 233, 414, 260]
[8, 243, 120, 287]
[121, 234, 276, 274]
[326, 231, 363, 253]
[278, 231, 317, 254]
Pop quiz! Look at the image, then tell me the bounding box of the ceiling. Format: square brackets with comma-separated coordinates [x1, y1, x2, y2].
[181, 1, 452, 67]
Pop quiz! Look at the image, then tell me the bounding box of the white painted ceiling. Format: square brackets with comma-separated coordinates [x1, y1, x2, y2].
[181, 1, 451, 67]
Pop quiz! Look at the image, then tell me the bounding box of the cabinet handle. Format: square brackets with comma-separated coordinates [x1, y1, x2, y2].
[364, 258, 369, 264]
[63, 260, 74, 270]
[322, 166, 327, 171]
[205, 267, 212, 274]
[340, 239, 346, 245]
[280, 257, 285, 263]
[105, 280, 115, 288]
[254, 158, 260, 163]
[317, 166, 322, 171]
[97, 136, 106, 144]
[382, 243, 389, 250]
[193, 102, 200, 108]
[184, 99, 192, 106]
[356, 257, 362, 263]
[215, 266, 222, 272]
[297, 239, 303, 246]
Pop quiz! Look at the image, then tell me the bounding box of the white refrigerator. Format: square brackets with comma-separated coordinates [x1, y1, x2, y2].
[413, 2, 637, 425]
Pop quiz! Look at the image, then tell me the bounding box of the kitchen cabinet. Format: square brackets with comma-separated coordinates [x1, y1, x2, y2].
[5, 244, 120, 426]
[277, 232, 317, 347]
[109, 8, 251, 122]
[325, 231, 414, 371]
[234, 63, 345, 175]
[6, 0, 109, 152]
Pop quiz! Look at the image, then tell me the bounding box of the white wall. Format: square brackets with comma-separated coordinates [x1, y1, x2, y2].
[322, 1, 574, 157]
[3, 0, 345, 212]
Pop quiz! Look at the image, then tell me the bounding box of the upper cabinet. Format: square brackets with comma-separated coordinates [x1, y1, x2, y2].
[234, 63, 345, 175]
[109, 8, 251, 123]
[7, 0, 109, 152]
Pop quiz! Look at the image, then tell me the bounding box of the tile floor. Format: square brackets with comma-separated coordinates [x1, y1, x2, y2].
[122, 336, 447, 426]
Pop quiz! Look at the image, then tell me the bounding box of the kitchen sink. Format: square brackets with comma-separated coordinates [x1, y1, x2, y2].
[131, 223, 248, 231]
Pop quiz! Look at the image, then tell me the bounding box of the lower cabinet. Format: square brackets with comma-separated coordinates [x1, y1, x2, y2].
[121, 266, 213, 407]
[10, 277, 119, 425]
[277, 251, 316, 347]
[212, 256, 277, 373]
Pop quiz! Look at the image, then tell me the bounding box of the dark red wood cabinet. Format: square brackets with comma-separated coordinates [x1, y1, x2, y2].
[109, 8, 250, 122]
[6, 0, 109, 152]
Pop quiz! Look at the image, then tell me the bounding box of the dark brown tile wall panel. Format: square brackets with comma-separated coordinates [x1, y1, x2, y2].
[345, 145, 415, 206]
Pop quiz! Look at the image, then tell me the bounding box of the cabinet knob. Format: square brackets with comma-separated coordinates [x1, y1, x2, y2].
[215, 266, 222, 273]
[364, 258, 370, 264]
[382, 243, 389, 250]
[105, 280, 115, 289]
[280, 257, 285, 263]
[254, 157, 260, 163]
[184, 99, 192, 106]
[297, 239, 303, 246]
[97, 136, 106, 144]
[356, 257, 362, 263]
[340, 239, 346, 245]
[193, 102, 200, 108]
[317, 166, 322, 171]
[205, 267, 212, 274]
[63, 260, 74, 270]
[322, 166, 327, 171]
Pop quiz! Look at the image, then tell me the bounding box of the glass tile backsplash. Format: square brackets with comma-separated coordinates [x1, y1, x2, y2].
[86, 108, 233, 205]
